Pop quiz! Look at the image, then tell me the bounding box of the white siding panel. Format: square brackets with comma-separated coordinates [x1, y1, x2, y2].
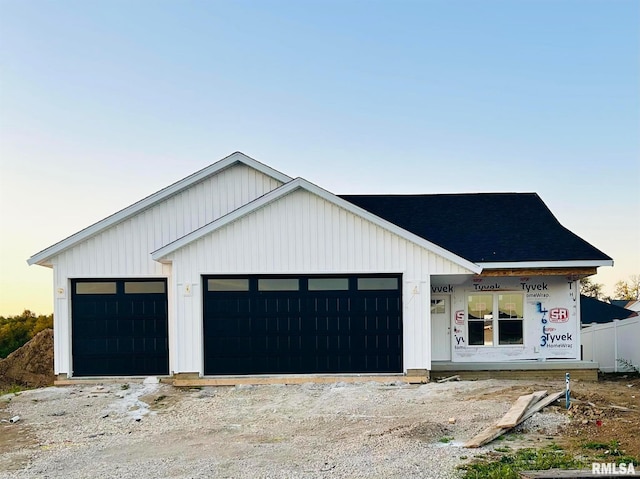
[50, 164, 283, 376]
[169, 189, 475, 374]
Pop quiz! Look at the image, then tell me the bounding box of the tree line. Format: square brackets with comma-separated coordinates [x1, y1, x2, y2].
[580, 274, 640, 302]
[0, 310, 53, 358]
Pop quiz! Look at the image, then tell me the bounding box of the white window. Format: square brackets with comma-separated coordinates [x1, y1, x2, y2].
[467, 293, 524, 346]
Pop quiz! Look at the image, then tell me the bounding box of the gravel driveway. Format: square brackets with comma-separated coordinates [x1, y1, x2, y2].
[0, 379, 568, 478]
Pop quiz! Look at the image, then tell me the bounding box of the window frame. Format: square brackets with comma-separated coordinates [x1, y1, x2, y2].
[466, 291, 524, 347]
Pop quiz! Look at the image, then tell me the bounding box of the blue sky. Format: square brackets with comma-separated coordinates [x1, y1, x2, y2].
[1, 0, 638, 315]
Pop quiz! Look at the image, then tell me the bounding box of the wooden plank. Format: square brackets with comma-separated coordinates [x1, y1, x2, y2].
[476, 268, 596, 278]
[521, 391, 565, 419]
[172, 375, 416, 387]
[463, 424, 505, 448]
[464, 391, 564, 448]
[496, 393, 538, 428]
[531, 390, 548, 400]
[436, 375, 460, 383]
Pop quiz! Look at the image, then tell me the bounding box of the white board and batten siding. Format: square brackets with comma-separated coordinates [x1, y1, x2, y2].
[49, 164, 283, 375]
[166, 188, 475, 375]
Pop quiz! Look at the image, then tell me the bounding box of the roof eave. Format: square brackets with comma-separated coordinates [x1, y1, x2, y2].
[27, 152, 292, 267]
[477, 260, 614, 269]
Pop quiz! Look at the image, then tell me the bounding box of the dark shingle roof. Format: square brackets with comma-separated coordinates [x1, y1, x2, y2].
[339, 193, 612, 264]
[580, 295, 638, 324]
[610, 300, 632, 308]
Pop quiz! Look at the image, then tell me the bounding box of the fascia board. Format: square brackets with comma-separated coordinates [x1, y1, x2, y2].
[153, 177, 483, 275]
[477, 260, 614, 269]
[27, 152, 292, 266]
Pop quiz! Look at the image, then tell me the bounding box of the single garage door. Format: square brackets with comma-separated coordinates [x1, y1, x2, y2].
[71, 279, 169, 377]
[203, 275, 402, 375]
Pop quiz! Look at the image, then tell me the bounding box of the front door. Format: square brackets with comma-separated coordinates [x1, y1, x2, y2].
[431, 295, 451, 361]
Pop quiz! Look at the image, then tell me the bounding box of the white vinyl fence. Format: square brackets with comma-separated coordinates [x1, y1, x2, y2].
[582, 317, 640, 372]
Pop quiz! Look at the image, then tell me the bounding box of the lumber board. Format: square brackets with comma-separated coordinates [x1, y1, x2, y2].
[477, 268, 596, 278]
[521, 391, 565, 419]
[530, 390, 548, 403]
[463, 424, 505, 448]
[436, 375, 460, 383]
[496, 393, 538, 428]
[464, 390, 564, 448]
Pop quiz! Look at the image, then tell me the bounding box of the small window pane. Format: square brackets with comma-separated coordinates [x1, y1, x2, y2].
[76, 282, 116, 294]
[468, 294, 493, 320]
[468, 320, 494, 346]
[430, 299, 445, 314]
[498, 294, 523, 319]
[357, 278, 398, 290]
[208, 279, 249, 291]
[125, 281, 165, 294]
[308, 278, 349, 291]
[468, 321, 485, 345]
[499, 320, 523, 345]
[483, 320, 494, 346]
[258, 278, 299, 291]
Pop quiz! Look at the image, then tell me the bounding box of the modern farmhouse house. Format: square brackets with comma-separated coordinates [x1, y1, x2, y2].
[28, 152, 612, 384]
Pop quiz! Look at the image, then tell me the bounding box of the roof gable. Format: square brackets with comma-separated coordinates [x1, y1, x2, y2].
[27, 152, 292, 266]
[339, 193, 612, 266]
[151, 178, 482, 274]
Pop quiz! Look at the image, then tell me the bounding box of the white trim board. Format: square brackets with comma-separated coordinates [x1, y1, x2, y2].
[27, 152, 292, 267]
[477, 260, 613, 269]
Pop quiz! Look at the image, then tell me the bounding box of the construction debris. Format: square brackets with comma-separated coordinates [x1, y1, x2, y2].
[436, 375, 460, 383]
[464, 390, 564, 448]
[496, 393, 539, 428]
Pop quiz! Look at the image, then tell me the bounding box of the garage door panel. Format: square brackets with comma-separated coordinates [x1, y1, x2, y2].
[203, 275, 402, 375]
[104, 300, 119, 317]
[208, 298, 251, 314]
[72, 279, 168, 377]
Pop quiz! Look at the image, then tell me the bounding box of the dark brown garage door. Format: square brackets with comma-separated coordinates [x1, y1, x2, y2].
[71, 279, 169, 377]
[203, 275, 402, 375]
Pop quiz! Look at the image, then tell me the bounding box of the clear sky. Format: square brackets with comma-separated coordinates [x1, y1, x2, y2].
[0, 0, 638, 316]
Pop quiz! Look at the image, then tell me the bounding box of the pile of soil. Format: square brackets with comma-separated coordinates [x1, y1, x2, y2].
[0, 328, 54, 389]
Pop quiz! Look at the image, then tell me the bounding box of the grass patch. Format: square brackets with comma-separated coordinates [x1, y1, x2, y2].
[582, 441, 610, 450]
[494, 446, 512, 453]
[0, 384, 25, 395]
[438, 436, 454, 443]
[459, 444, 584, 479]
[581, 441, 639, 465]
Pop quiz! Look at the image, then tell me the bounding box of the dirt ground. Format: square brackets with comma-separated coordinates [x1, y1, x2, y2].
[0, 376, 637, 479]
[0, 379, 558, 479]
[560, 374, 640, 460]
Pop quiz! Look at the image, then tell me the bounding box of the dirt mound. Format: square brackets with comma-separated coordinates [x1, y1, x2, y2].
[0, 328, 54, 389]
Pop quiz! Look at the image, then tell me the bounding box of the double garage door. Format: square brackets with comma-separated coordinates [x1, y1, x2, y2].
[71, 275, 402, 377]
[203, 275, 403, 375]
